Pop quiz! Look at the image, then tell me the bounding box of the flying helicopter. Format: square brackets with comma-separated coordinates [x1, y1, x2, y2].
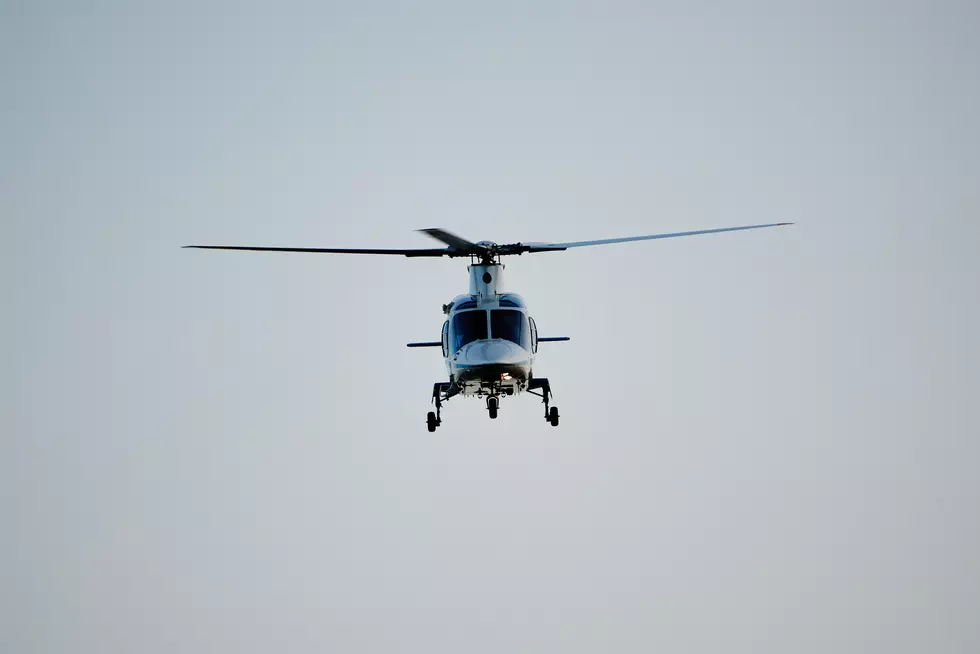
[185, 222, 791, 431]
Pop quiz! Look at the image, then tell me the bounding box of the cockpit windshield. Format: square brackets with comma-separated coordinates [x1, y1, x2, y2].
[490, 309, 531, 350]
[451, 311, 488, 352]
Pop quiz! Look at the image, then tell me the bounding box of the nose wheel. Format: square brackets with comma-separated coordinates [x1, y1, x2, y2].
[487, 396, 499, 419]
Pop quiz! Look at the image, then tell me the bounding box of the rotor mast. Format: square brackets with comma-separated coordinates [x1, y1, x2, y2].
[467, 252, 503, 301]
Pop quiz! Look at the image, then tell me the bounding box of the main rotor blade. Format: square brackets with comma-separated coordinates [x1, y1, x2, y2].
[416, 228, 482, 253]
[513, 222, 793, 253]
[182, 245, 451, 257]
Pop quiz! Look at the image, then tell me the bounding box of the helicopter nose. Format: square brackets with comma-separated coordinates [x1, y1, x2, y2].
[477, 339, 527, 364]
[457, 339, 529, 366]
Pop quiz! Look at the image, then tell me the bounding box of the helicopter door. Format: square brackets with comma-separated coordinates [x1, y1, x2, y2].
[529, 317, 539, 353]
[441, 320, 449, 357]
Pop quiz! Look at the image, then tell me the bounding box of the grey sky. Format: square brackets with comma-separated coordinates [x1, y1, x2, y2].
[4, 1, 979, 652]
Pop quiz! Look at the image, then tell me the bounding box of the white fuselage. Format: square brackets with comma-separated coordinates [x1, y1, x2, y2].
[440, 264, 541, 397]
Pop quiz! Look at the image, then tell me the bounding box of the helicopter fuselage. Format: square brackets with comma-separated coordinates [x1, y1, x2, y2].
[442, 290, 537, 397]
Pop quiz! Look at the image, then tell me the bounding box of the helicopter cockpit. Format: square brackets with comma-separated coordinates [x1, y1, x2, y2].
[447, 304, 532, 354]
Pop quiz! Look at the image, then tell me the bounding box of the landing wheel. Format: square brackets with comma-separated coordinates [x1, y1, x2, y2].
[487, 397, 499, 420]
[548, 406, 559, 427]
[427, 411, 438, 432]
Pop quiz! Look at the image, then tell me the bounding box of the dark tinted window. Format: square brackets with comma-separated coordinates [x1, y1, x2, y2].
[451, 311, 488, 352]
[491, 310, 530, 350]
[455, 299, 477, 311]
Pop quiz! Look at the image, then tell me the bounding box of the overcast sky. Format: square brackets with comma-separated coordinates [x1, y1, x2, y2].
[4, 1, 979, 652]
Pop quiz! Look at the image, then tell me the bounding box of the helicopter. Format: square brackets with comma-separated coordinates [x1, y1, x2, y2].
[185, 222, 791, 431]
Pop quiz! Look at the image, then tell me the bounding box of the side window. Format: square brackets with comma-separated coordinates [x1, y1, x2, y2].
[441, 320, 449, 357]
[529, 317, 538, 353]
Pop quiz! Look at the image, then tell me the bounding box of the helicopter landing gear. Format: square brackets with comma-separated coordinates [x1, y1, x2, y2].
[487, 396, 499, 419]
[527, 377, 560, 427]
[428, 381, 459, 432]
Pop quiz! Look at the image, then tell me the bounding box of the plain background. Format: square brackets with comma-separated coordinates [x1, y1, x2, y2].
[4, 1, 979, 652]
